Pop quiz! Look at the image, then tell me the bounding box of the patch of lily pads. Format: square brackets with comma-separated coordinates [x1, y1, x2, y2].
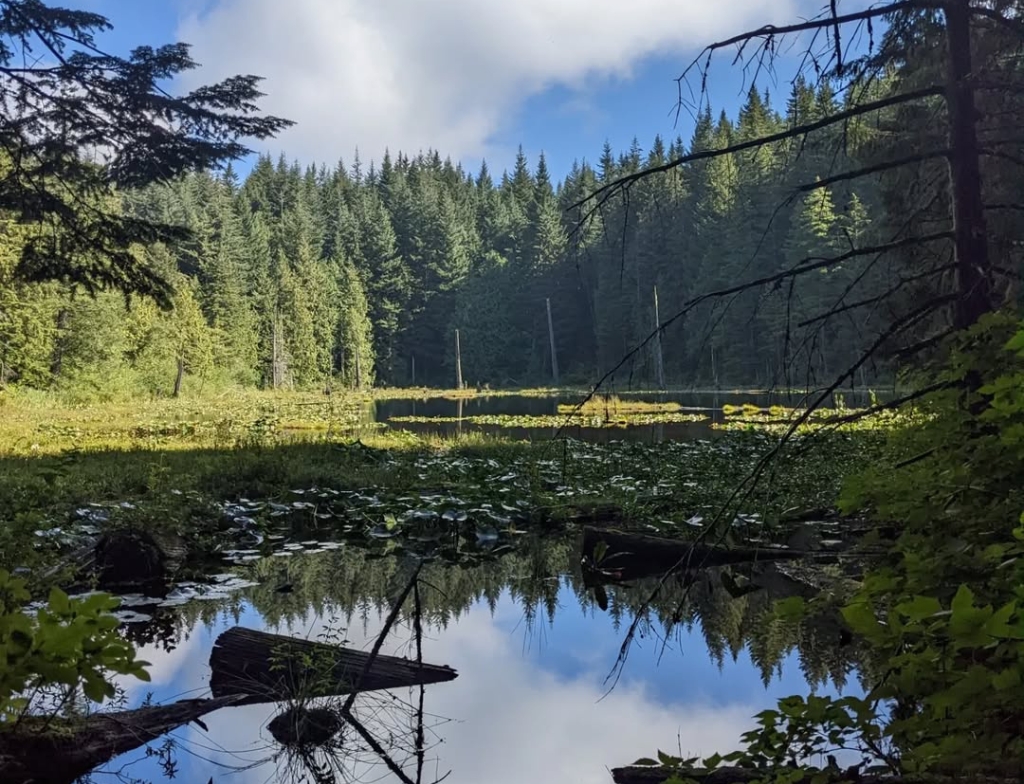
[713, 401, 922, 434]
[387, 412, 709, 429]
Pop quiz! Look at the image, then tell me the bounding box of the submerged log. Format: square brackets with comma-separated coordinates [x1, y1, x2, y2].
[612, 767, 762, 784]
[610, 765, 1013, 784]
[209, 626, 459, 705]
[268, 706, 343, 747]
[0, 694, 243, 784]
[93, 528, 187, 593]
[582, 527, 810, 584]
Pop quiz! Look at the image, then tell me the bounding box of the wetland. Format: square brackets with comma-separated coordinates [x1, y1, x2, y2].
[0, 387, 881, 784]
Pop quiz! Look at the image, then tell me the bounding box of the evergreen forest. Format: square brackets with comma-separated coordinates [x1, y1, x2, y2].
[3, 83, 889, 397]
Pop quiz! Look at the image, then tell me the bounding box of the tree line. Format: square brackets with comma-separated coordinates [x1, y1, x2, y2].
[2, 79, 896, 397]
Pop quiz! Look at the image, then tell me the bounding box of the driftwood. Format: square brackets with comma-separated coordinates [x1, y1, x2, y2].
[0, 694, 243, 784]
[209, 626, 459, 705]
[582, 527, 811, 584]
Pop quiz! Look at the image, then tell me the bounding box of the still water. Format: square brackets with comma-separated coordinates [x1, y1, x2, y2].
[371, 389, 877, 442]
[98, 539, 860, 784]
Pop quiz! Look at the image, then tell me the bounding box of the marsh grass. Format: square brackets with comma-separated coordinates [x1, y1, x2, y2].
[556, 395, 683, 417]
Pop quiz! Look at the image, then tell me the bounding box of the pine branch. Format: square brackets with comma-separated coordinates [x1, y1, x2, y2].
[795, 263, 952, 328]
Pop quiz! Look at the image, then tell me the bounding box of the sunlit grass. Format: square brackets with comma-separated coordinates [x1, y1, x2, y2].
[557, 394, 682, 416]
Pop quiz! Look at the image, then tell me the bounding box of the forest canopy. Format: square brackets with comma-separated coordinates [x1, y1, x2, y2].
[2, 82, 893, 396]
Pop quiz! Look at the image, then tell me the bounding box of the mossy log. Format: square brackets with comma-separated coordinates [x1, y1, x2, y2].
[582, 527, 810, 584]
[209, 626, 459, 705]
[0, 695, 243, 784]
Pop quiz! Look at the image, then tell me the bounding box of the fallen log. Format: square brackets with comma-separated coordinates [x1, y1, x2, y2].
[209, 626, 459, 705]
[610, 765, 1015, 784]
[0, 694, 243, 784]
[582, 527, 811, 584]
[612, 767, 762, 784]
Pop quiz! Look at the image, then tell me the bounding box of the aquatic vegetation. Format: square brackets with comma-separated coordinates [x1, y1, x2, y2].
[714, 400, 926, 434]
[387, 411, 708, 428]
[0, 392, 880, 586]
[556, 395, 684, 416]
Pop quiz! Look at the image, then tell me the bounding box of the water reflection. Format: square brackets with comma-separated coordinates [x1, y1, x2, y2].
[84, 538, 862, 784]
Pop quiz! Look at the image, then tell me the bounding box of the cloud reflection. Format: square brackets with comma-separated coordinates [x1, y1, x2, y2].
[107, 587, 789, 784]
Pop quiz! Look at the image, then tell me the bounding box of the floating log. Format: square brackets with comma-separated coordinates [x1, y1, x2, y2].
[582, 527, 809, 584]
[0, 695, 243, 784]
[209, 626, 458, 705]
[610, 765, 1007, 784]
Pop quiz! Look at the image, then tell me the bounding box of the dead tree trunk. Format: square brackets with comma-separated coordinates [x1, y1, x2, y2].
[271, 314, 282, 390]
[653, 285, 666, 390]
[546, 298, 560, 385]
[172, 357, 185, 398]
[454, 329, 464, 389]
[582, 527, 810, 584]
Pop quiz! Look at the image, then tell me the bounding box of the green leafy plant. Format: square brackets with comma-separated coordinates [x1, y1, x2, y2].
[0, 569, 150, 724]
[630, 316, 1024, 780]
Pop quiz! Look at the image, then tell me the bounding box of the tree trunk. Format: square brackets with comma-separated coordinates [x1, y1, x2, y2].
[546, 298, 560, 385]
[945, 0, 992, 329]
[454, 329, 464, 389]
[0, 695, 244, 784]
[653, 286, 665, 390]
[49, 307, 69, 380]
[582, 527, 811, 584]
[172, 356, 184, 397]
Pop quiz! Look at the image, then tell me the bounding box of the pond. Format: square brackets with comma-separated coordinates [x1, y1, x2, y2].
[370, 389, 880, 442]
[93, 534, 862, 784]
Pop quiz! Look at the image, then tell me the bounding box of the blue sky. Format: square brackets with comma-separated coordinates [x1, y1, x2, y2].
[67, 0, 833, 182]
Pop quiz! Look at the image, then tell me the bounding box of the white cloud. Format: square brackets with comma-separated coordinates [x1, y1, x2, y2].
[176, 0, 807, 168]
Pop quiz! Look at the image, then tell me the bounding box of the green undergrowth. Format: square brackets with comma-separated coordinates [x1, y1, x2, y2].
[0, 394, 885, 587]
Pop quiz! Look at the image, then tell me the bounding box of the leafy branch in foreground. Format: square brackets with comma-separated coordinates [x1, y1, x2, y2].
[0, 568, 149, 725]
[0, 0, 292, 304]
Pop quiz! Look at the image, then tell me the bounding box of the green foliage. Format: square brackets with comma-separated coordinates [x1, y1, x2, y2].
[4, 67, 900, 395]
[0, 0, 290, 304]
[0, 569, 149, 723]
[626, 318, 1024, 778]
